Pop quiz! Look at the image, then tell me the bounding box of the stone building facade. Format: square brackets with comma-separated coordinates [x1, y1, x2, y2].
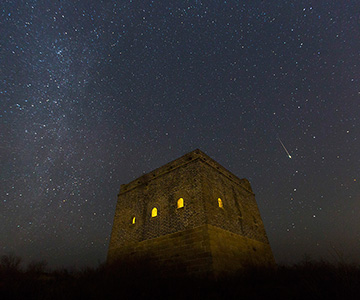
[107, 149, 275, 276]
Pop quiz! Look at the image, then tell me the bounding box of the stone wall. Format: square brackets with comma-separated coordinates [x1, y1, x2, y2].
[200, 161, 270, 244]
[108, 224, 275, 276]
[108, 158, 207, 254]
[108, 225, 213, 276]
[207, 225, 275, 276]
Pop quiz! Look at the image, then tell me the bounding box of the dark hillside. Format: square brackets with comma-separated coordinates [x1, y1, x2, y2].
[1, 254, 359, 299]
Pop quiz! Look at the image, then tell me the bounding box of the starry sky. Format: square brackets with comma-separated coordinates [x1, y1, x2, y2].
[1, 0, 359, 268]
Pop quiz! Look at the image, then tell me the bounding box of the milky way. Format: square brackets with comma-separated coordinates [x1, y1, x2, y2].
[1, 0, 359, 268]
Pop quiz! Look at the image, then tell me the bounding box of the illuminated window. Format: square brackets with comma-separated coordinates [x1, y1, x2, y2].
[132, 217, 136, 224]
[177, 198, 184, 209]
[151, 207, 157, 217]
[218, 198, 224, 208]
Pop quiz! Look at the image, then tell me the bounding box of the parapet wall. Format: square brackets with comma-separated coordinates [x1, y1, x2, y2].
[119, 149, 253, 195]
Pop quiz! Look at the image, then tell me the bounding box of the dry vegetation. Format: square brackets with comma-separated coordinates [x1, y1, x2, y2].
[1, 254, 360, 299]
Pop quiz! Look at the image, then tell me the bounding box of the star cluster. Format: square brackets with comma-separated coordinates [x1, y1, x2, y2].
[1, 0, 359, 268]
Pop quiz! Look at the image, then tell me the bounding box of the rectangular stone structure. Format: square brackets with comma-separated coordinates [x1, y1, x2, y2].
[108, 149, 275, 276]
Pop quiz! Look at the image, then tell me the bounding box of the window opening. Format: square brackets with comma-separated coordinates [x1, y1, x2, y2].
[218, 198, 224, 208]
[177, 198, 184, 209]
[151, 207, 158, 217]
[132, 217, 136, 224]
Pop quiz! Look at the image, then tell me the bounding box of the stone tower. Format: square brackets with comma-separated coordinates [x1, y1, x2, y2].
[107, 149, 275, 276]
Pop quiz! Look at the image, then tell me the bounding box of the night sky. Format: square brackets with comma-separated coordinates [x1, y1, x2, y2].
[1, 0, 359, 269]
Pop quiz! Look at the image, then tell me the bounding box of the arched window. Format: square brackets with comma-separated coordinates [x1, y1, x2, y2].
[151, 207, 158, 217]
[132, 217, 136, 224]
[177, 198, 184, 209]
[218, 198, 224, 208]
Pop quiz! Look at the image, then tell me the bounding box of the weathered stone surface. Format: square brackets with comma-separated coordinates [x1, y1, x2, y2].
[108, 149, 275, 276]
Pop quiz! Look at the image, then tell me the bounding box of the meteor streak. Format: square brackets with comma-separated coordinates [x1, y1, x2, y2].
[278, 138, 292, 159]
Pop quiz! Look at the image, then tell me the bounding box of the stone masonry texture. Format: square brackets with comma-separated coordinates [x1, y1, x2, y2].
[107, 149, 275, 276]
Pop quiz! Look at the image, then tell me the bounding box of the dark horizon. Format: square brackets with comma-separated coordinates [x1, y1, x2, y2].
[2, 253, 360, 300]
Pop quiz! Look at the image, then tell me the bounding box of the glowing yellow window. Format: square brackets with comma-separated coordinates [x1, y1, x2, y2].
[151, 207, 158, 217]
[132, 217, 136, 224]
[177, 198, 184, 209]
[218, 198, 224, 208]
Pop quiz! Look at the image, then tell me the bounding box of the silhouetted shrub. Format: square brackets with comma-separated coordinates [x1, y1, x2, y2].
[0, 254, 22, 272]
[26, 259, 48, 274]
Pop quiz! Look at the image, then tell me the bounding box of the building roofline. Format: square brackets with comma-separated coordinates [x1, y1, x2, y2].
[119, 149, 254, 195]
